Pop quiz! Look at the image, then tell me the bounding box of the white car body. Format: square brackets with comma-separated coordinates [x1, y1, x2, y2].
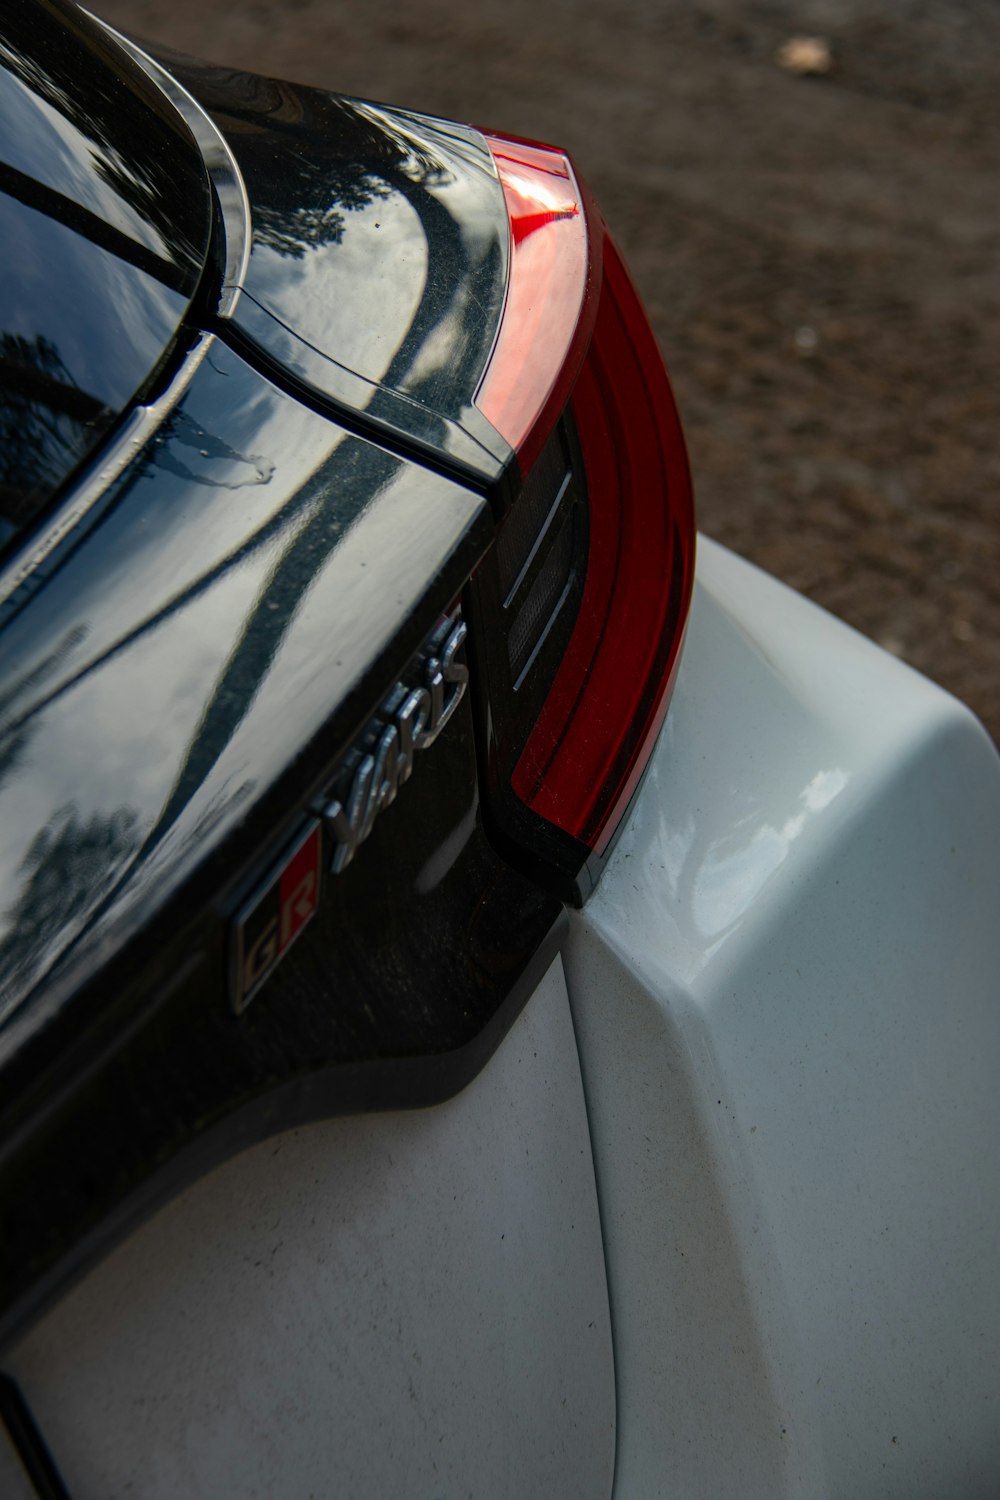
[4, 537, 998, 1497]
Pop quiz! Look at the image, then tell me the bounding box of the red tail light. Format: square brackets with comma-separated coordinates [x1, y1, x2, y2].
[475, 136, 596, 474]
[472, 133, 695, 892]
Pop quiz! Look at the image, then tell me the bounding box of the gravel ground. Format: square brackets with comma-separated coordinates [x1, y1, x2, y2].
[99, 0, 999, 739]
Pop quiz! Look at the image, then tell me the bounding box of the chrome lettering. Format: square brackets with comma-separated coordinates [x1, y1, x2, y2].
[416, 664, 445, 750]
[325, 752, 375, 874]
[439, 619, 468, 730]
[318, 613, 468, 873]
[395, 687, 429, 785]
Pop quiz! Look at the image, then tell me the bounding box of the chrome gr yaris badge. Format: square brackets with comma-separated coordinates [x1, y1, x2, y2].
[229, 612, 468, 1012]
[317, 612, 468, 873]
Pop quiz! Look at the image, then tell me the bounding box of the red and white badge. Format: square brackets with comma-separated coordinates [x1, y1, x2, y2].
[230, 820, 322, 1013]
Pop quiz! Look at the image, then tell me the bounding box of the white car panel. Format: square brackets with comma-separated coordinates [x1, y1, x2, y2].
[565, 535, 1000, 1498]
[7, 957, 615, 1500]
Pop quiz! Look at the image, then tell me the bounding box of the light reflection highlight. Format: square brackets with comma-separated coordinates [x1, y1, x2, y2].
[658, 767, 851, 950]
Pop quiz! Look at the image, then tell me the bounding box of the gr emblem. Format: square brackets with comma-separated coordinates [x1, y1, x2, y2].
[231, 821, 322, 1013]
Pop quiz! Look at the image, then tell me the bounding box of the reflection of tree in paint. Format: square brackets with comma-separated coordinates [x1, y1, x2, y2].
[252, 158, 391, 260]
[0, 61, 502, 1013]
[160, 61, 503, 416]
[0, 804, 139, 1016]
[168, 63, 454, 269]
[0, 13, 206, 282]
[0, 623, 89, 782]
[0, 332, 108, 543]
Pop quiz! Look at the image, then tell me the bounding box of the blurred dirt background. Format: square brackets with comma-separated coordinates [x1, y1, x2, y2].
[99, 0, 999, 739]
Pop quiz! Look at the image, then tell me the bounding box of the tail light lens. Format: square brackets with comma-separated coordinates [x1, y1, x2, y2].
[475, 136, 596, 475]
[470, 133, 695, 899]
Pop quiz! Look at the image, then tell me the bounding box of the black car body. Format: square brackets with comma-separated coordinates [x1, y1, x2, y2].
[0, 0, 691, 1351]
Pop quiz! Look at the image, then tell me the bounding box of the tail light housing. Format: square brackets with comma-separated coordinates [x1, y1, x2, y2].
[469, 132, 695, 901]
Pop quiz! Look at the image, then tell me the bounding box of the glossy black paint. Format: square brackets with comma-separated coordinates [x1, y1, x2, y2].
[0, 10, 571, 1339]
[0, 1, 212, 554]
[164, 54, 517, 500]
[0, 336, 489, 1026]
[0, 331, 562, 1338]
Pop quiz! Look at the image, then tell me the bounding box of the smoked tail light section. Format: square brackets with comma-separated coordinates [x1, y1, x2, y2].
[470, 132, 696, 901]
